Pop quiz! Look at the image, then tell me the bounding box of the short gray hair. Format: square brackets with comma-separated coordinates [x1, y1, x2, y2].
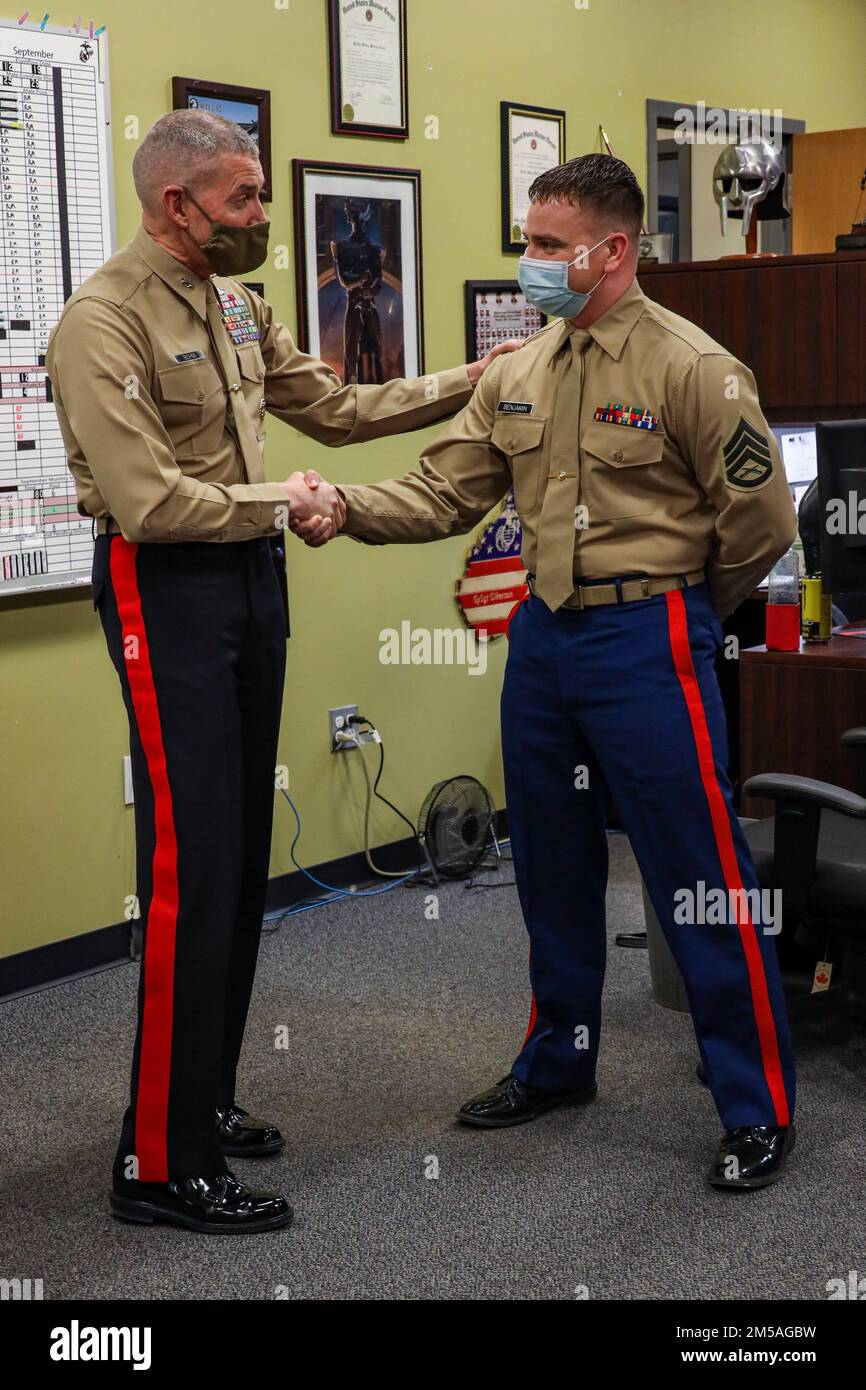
[133, 109, 258, 214]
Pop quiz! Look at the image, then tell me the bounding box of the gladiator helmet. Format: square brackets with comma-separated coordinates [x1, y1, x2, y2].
[713, 139, 785, 237]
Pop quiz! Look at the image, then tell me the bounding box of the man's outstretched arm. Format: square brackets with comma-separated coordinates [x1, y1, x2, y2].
[249, 287, 521, 447]
[334, 355, 513, 545]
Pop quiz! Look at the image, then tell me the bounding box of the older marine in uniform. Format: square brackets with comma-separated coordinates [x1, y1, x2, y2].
[332, 155, 798, 1191]
[46, 109, 514, 1234]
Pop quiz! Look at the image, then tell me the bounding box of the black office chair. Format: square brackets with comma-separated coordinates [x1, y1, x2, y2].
[743, 728, 866, 1022]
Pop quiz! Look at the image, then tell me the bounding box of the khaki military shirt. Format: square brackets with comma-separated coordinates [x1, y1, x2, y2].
[338, 277, 797, 618]
[45, 226, 473, 543]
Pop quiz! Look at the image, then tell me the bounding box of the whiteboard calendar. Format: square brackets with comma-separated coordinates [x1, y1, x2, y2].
[0, 20, 113, 596]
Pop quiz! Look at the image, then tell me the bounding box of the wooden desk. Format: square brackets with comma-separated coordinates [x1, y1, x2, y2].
[740, 636, 866, 818]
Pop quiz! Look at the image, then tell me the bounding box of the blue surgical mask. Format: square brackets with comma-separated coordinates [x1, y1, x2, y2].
[517, 236, 610, 319]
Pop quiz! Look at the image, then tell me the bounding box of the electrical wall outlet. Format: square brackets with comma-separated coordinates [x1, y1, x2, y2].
[123, 755, 134, 805]
[329, 704, 359, 752]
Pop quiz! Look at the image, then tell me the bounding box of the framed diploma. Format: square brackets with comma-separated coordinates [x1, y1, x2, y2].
[293, 159, 424, 383]
[172, 77, 272, 201]
[328, 0, 409, 140]
[464, 281, 546, 364]
[500, 101, 566, 254]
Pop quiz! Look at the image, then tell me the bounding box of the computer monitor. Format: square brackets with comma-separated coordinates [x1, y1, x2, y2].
[754, 425, 818, 588]
[815, 420, 866, 594]
[771, 423, 818, 512]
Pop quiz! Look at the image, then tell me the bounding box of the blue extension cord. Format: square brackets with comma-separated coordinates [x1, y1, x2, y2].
[266, 786, 419, 923]
[266, 787, 511, 927]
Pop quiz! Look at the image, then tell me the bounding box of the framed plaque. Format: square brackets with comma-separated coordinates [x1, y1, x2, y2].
[172, 77, 272, 201]
[637, 232, 673, 265]
[328, 0, 409, 140]
[500, 101, 566, 253]
[293, 159, 424, 383]
[456, 489, 528, 640]
[464, 280, 546, 363]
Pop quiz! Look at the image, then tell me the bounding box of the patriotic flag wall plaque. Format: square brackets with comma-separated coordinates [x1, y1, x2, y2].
[456, 489, 528, 637]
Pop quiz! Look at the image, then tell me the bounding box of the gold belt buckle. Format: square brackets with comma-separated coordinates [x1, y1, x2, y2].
[640, 578, 651, 598]
[568, 579, 585, 610]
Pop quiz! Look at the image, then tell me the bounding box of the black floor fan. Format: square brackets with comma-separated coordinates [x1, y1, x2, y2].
[416, 775, 499, 883]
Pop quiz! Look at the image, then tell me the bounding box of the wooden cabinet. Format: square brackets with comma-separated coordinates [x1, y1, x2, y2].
[638, 249, 866, 419]
[837, 260, 866, 405]
[740, 638, 866, 819]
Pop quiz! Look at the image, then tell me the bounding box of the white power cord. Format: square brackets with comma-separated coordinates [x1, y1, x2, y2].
[335, 726, 414, 879]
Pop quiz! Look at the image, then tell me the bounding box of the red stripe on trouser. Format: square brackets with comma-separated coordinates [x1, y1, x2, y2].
[665, 590, 789, 1126]
[522, 948, 537, 1046]
[110, 539, 179, 1182]
[522, 993, 538, 1047]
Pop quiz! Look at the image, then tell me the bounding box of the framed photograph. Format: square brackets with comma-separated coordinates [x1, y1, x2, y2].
[328, 0, 408, 140]
[241, 282, 265, 298]
[172, 77, 272, 201]
[292, 159, 424, 384]
[464, 280, 546, 364]
[637, 232, 673, 265]
[500, 101, 566, 254]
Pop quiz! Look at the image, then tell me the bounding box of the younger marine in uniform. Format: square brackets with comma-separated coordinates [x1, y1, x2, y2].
[336, 155, 798, 1191]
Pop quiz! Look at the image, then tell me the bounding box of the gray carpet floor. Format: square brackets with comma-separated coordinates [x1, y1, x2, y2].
[1, 832, 864, 1301]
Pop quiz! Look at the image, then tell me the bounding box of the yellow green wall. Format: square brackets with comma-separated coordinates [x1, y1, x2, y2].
[3, 0, 866, 958]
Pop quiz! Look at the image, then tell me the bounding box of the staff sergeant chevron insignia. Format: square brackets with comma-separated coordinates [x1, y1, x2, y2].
[722, 416, 774, 490]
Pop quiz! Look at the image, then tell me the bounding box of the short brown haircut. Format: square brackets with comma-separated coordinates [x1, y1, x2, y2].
[529, 154, 645, 240]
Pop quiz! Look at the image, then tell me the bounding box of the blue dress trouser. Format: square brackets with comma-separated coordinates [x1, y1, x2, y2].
[503, 582, 795, 1132]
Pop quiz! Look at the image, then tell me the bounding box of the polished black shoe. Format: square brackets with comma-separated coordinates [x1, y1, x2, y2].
[706, 1124, 796, 1191]
[216, 1103, 285, 1157]
[110, 1172, 293, 1233]
[457, 1073, 597, 1128]
[614, 930, 648, 949]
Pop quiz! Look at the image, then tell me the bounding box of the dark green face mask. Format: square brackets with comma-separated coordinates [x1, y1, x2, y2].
[182, 187, 269, 276]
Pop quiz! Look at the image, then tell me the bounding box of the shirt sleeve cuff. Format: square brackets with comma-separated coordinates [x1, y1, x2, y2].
[436, 364, 474, 399]
[335, 485, 384, 544]
[247, 482, 291, 528]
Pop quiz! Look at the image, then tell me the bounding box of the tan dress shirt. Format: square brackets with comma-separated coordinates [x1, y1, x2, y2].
[337, 277, 797, 617]
[45, 226, 473, 544]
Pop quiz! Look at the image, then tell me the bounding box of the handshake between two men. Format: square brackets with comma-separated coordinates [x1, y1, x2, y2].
[276, 335, 528, 547]
[279, 469, 346, 547]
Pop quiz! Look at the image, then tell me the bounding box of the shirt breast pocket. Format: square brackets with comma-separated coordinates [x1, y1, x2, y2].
[580, 420, 665, 522]
[157, 360, 225, 456]
[491, 415, 547, 516]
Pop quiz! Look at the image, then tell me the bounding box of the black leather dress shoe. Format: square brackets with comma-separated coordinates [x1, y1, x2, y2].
[706, 1124, 796, 1191]
[216, 1103, 285, 1157]
[457, 1073, 597, 1128]
[110, 1172, 293, 1233]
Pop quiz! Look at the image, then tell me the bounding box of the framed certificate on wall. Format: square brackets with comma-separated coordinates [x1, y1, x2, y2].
[464, 281, 546, 363]
[328, 0, 409, 140]
[500, 101, 566, 253]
